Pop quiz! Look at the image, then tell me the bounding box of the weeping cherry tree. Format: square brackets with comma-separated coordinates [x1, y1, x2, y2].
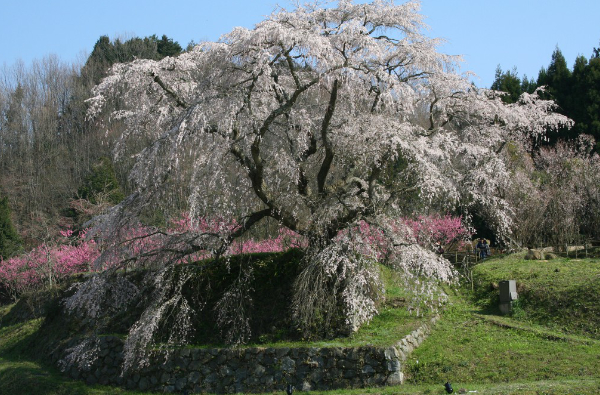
[83, 0, 571, 347]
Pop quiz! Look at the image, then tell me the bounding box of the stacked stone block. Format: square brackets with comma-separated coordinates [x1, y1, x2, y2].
[56, 315, 439, 393]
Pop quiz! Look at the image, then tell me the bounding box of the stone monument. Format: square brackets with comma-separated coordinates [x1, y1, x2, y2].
[499, 280, 518, 314]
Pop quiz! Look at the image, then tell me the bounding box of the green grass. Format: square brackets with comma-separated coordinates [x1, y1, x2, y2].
[0, 312, 154, 395]
[282, 379, 600, 395]
[243, 308, 423, 349]
[2, 253, 600, 394]
[472, 252, 600, 337]
[405, 297, 600, 385]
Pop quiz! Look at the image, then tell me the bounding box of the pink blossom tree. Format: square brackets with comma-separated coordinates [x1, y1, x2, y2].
[0, 230, 99, 300]
[83, 0, 571, 342]
[0, 216, 307, 300]
[403, 215, 471, 250]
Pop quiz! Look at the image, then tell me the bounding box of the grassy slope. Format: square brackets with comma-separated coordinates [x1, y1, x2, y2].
[1, 254, 600, 394]
[403, 253, 600, 392]
[405, 298, 600, 385]
[471, 252, 600, 337]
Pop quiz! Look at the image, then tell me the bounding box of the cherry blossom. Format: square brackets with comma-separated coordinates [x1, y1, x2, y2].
[83, 0, 572, 340]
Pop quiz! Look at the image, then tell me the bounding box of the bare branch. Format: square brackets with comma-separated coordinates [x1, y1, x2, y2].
[317, 79, 339, 195]
[150, 71, 188, 109]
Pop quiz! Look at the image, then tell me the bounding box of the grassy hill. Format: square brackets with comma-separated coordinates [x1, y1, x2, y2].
[471, 252, 600, 338]
[1, 252, 600, 394]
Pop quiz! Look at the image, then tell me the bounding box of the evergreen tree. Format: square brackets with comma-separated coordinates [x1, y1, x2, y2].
[82, 34, 182, 85]
[156, 34, 182, 58]
[537, 48, 572, 107]
[583, 52, 600, 151]
[520, 74, 538, 95]
[81, 35, 117, 85]
[491, 66, 524, 103]
[537, 47, 576, 143]
[77, 157, 125, 205]
[0, 195, 21, 259]
[570, 55, 591, 137]
[492, 43, 600, 152]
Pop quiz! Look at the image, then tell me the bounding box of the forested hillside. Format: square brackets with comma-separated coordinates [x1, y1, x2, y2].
[0, 35, 183, 251]
[492, 44, 600, 152]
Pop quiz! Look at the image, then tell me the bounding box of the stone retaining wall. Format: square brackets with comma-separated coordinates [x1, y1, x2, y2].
[55, 315, 438, 393]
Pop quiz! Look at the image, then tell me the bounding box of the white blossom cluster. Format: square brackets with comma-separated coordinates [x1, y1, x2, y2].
[213, 264, 254, 345]
[57, 337, 101, 374]
[292, 239, 383, 337]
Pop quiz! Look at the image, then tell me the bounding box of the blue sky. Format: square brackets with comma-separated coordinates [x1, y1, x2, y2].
[1, 0, 598, 88]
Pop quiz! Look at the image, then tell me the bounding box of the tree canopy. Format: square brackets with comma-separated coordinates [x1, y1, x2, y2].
[87, 0, 570, 268]
[492, 45, 600, 152]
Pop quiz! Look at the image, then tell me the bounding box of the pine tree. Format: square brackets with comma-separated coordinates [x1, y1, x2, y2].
[491, 66, 524, 103]
[82, 35, 183, 86]
[537, 47, 576, 143]
[156, 35, 182, 58]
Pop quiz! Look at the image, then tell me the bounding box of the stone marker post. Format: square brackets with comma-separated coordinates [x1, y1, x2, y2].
[499, 280, 518, 314]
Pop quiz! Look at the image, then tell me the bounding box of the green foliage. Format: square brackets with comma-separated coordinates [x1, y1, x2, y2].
[0, 195, 21, 259]
[490, 66, 537, 105]
[154, 34, 182, 58]
[491, 66, 523, 103]
[77, 157, 124, 205]
[538, 48, 572, 91]
[82, 34, 182, 85]
[570, 53, 600, 151]
[493, 43, 600, 152]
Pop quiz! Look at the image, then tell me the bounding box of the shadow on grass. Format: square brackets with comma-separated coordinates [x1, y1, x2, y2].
[0, 361, 84, 395]
[0, 318, 88, 394]
[0, 325, 150, 395]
